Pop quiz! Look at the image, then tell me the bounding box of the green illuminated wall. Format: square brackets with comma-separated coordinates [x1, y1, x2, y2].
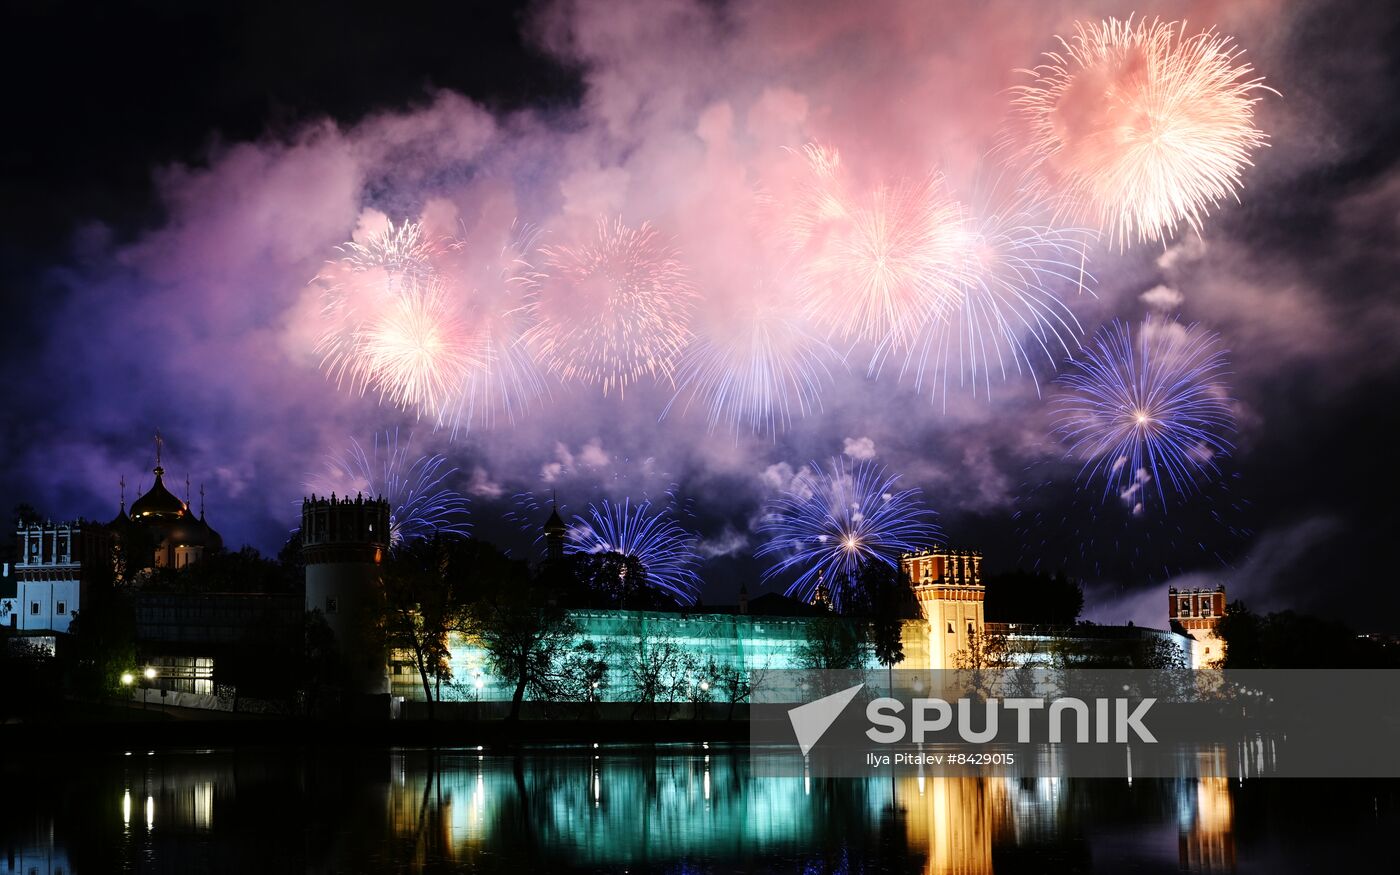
[390, 608, 886, 703]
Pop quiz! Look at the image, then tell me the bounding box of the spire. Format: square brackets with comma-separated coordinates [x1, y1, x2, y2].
[119, 475, 126, 514]
[153, 428, 164, 476]
[543, 494, 567, 564]
[185, 474, 191, 508]
[200, 483, 206, 520]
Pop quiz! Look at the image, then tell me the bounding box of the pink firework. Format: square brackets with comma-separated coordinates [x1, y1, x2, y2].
[524, 217, 698, 398]
[1012, 17, 1273, 247]
[786, 145, 965, 350]
[355, 274, 482, 417]
[433, 223, 550, 434]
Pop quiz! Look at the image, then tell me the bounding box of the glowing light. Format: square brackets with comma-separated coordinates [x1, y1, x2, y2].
[316, 219, 549, 430]
[121, 672, 134, 686]
[143, 667, 157, 681]
[524, 217, 698, 397]
[434, 222, 550, 434]
[1054, 316, 1234, 509]
[757, 457, 939, 607]
[309, 429, 470, 546]
[885, 181, 1094, 405]
[665, 286, 844, 436]
[356, 274, 482, 415]
[567, 498, 702, 605]
[1012, 17, 1273, 247]
[789, 145, 964, 348]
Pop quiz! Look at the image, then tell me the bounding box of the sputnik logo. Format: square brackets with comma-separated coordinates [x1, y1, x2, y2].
[787, 683, 865, 756]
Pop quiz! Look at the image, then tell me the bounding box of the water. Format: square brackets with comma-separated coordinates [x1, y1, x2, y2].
[3, 745, 1396, 872]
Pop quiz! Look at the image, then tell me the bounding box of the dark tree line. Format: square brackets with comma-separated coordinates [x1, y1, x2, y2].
[982, 569, 1084, 626]
[1214, 600, 1399, 668]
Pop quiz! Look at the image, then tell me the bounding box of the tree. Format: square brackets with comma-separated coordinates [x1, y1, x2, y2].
[797, 614, 869, 671]
[982, 570, 1084, 625]
[66, 589, 137, 700]
[847, 561, 918, 693]
[953, 628, 1013, 699]
[563, 551, 678, 610]
[622, 634, 685, 718]
[381, 537, 470, 719]
[144, 545, 298, 594]
[549, 639, 610, 718]
[715, 660, 768, 720]
[11, 503, 43, 529]
[301, 609, 346, 716]
[1214, 600, 1261, 667]
[1214, 600, 1397, 669]
[467, 559, 576, 721]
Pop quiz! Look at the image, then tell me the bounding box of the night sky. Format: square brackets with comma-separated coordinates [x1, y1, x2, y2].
[3, 0, 1398, 630]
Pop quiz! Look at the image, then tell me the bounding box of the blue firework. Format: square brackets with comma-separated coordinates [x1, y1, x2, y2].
[567, 498, 701, 604]
[756, 457, 939, 607]
[1054, 317, 1234, 510]
[311, 429, 471, 546]
[878, 178, 1095, 406]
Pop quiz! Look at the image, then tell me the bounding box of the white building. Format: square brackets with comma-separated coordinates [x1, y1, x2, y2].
[9, 520, 104, 633]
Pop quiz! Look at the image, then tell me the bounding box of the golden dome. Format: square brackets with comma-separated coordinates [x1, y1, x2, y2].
[128, 467, 189, 522]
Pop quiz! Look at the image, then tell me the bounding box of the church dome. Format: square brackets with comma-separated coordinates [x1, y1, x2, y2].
[128, 468, 189, 523]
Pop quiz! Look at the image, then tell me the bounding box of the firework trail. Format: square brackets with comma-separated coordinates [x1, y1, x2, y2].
[1014, 464, 1251, 583]
[1012, 17, 1273, 248]
[308, 429, 471, 546]
[523, 217, 698, 398]
[884, 182, 1095, 405]
[664, 282, 845, 436]
[567, 498, 701, 604]
[1054, 316, 1234, 510]
[434, 223, 550, 434]
[786, 145, 965, 349]
[756, 457, 939, 608]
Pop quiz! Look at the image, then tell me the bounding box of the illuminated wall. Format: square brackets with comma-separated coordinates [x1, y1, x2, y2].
[392, 608, 901, 703]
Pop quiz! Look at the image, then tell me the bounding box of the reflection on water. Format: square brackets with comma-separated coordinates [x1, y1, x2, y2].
[2, 745, 1397, 872]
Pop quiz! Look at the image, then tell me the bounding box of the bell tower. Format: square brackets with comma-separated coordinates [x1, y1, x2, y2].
[901, 548, 985, 670]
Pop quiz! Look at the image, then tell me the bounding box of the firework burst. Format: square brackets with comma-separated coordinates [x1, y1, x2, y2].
[354, 274, 482, 416]
[333, 219, 436, 289]
[567, 498, 701, 604]
[316, 219, 553, 429]
[308, 430, 471, 546]
[1012, 17, 1272, 247]
[1054, 316, 1234, 509]
[886, 183, 1095, 404]
[523, 217, 698, 397]
[756, 457, 939, 607]
[788, 146, 966, 349]
[434, 223, 550, 434]
[665, 283, 844, 436]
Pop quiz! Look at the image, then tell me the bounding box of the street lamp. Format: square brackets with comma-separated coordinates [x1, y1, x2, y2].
[144, 667, 157, 681]
[121, 672, 135, 686]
